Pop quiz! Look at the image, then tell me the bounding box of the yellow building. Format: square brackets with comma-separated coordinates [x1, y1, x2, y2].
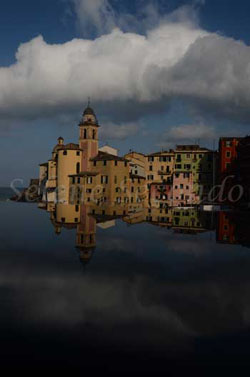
[146, 151, 174, 187]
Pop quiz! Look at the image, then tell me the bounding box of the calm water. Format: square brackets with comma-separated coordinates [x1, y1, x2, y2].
[1, 199, 250, 373]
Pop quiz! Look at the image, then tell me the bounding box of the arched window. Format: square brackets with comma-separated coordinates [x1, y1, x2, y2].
[93, 129, 96, 139]
[76, 162, 80, 174]
[84, 129, 87, 139]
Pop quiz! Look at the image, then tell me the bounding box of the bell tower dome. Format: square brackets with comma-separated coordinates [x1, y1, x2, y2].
[79, 101, 99, 171]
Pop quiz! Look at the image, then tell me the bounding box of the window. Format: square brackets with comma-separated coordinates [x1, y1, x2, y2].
[87, 177, 92, 184]
[84, 129, 87, 139]
[115, 161, 118, 166]
[175, 164, 181, 169]
[61, 217, 65, 223]
[125, 162, 128, 167]
[75, 205, 79, 212]
[74, 218, 78, 223]
[76, 162, 80, 174]
[103, 160, 107, 166]
[76, 151, 80, 156]
[63, 151, 67, 156]
[226, 141, 231, 147]
[149, 165, 153, 171]
[148, 157, 154, 162]
[93, 130, 96, 139]
[175, 173, 180, 178]
[86, 189, 92, 193]
[101, 175, 108, 184]
[186, 185, 189, 190]
[77, 177, 80, 184]
[186, 154, 191, 158]
[114, 176, 117, 184]
[226, 151, 231, 158]
[180, 184, 183, 189]
[72, 177, 75, 184]
[93, 161, 97, 166]
[131, 187, 134, 193]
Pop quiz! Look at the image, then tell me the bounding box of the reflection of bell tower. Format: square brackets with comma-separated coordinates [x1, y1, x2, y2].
[79, 100, 99, 171]
[76, 205, 96, 264]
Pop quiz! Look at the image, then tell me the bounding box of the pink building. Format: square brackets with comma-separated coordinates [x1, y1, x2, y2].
[150, 183, 172, 208]
[172, 172, 197, 207]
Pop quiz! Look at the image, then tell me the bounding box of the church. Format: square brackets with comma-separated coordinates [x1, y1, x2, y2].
[39, 104, 147, 207]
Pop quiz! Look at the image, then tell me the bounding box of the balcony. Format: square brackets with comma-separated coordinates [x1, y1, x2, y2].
[158, 171, 171, 175]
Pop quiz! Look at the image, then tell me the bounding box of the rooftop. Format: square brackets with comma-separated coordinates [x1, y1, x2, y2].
[175, 145, 210, 152]
[148, 150, 174, 157]
[130, 174, 146, 180]
[90, 151, 129, 162]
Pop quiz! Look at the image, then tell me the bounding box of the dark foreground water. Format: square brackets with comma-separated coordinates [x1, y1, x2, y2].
[1, 201, 250, 374]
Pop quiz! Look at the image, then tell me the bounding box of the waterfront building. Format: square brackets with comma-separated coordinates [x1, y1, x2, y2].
[218, 137, 243, 203]
[173, 145, 216, 206]
[38, 106, 218, 208]
[145, 151, 174, 187]
[235, 136, 250, 204]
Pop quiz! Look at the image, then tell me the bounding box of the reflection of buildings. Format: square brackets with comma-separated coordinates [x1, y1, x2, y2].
[40, 199, 250, 267]
[216, 211, 250, 248]
[216, 212, 236, 244]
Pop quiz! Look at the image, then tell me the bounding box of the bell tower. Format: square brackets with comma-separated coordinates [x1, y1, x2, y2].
[79, 101, 99, 171]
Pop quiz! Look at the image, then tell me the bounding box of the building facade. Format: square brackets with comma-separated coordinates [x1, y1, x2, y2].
[39, 106, 218, 209]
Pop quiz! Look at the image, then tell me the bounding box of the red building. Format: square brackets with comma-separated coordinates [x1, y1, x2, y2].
[236, 136, 250, 204]
[219, 137, 242, 176]
[218, 137, 242, 203]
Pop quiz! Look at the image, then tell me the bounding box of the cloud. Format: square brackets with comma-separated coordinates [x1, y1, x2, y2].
[158, 123, 216, 148]
[71, 0, 168, 37]
[72, 0, 116, 36]
[1, 5, 250, 126]
[99, 122, 139, 140]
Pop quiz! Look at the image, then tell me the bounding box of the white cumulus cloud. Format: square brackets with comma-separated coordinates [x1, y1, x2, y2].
[1, 5, 250, 126]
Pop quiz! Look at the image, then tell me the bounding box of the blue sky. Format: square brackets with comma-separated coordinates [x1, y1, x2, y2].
[1, 0, 250, 186]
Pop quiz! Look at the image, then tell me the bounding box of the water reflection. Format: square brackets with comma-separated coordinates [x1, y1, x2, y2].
[39, 201, 250, 267]
[1, 201, 250, 372]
